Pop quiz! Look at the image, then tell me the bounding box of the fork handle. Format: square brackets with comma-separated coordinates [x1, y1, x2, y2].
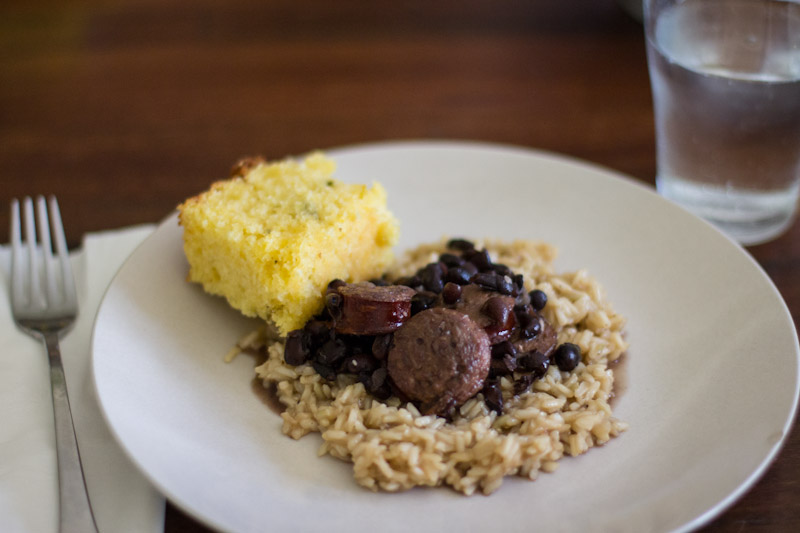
[45, 331, 100, 533]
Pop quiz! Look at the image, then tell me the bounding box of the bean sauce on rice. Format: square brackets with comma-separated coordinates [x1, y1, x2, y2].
[251, 238, 629, 495]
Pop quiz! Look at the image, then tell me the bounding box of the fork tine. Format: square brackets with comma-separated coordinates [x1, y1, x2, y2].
[36, 195, 58, 305]
[22, 196, 43, 308]
[9, 198, 24, 307]
[48, 196, 76, 305]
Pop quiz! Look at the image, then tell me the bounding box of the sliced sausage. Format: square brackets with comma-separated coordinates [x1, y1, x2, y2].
[387, 308, 491, 416]
[333, 282, 416, 335]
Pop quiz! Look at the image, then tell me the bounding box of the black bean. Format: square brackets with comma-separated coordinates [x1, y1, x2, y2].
[472, 271, 499, 291]
[316, 306, 333, 322]
[312, 361, 337, 381]
[410, 291, 437, 315]
[490, 354, 517, 376]
[492, 263, 513, 277]
[514, 374, 535, 395]
[482, 380, 503, 413]
[467, 249, 493, 272]
[439, 253, 464, 267]
[343, 353, 378, 374]
[513, 304, 542, 338]
[512, 274, 525, 295]
[340, 333, 374, 355]
[504, 353, 518, 372]
[326, 279, 347, 293]
[375, 385, 393, 400]
[303, 319, 332, 348]
[496, 275, 515, 296]
[438, 398, 458, 421]
[420, 262, 445, 293]
[491, 340, 518, 359]
[371, 381, 393, 401]
[325, 292, 343, 320]
[529, 289, 548, 311]
[482, 296, 513, 325]
[372, 333, 393, 360]
[317, 338, 347, 365]
[521, 318, 542, 339]
[284, 330, 310, 366]
[461, 262, 478, 278]
[514, 304, 534, 326]
[446, 238, 476, 252]
[518, 350, 550, 378]
[554, 343, 581, 371]
[369, 278, 390, 286]
[304, 319, 329, 336]
[442, 282, 463, 304]
[398, 275, 423, 290]
[445, 266, 473, 285]
[368, 367, 387, 391]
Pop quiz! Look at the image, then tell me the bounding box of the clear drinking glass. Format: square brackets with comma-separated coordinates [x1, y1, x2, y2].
[644, 0, 800, 245]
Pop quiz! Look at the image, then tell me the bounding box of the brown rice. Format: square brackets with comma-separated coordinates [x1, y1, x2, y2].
[250, 239, 629, 495]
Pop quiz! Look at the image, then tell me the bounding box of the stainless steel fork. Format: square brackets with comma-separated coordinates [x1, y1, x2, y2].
[10, 196, 99, 533]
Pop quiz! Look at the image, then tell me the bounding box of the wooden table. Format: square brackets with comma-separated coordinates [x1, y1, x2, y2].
[1, 0, 797, 531]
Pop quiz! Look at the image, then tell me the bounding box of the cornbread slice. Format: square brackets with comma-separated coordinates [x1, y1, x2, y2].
[178, 152, 399, 334]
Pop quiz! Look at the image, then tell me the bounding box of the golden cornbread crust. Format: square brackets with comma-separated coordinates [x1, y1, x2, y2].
[178, 152, 399, 334]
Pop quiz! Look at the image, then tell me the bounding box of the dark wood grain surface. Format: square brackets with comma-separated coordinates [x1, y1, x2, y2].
[2, 0, 797, 531]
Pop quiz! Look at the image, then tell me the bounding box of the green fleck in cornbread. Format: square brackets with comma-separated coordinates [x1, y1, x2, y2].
[178, 152, 399, 334]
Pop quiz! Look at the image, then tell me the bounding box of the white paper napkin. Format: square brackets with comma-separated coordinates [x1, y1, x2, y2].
[0, 225, 164, 533]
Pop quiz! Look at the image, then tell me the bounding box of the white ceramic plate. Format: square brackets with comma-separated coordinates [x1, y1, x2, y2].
[93, 141, 799, 533]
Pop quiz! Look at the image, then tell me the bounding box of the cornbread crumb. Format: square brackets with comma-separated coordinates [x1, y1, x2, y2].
[178, 152, 399, 334]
